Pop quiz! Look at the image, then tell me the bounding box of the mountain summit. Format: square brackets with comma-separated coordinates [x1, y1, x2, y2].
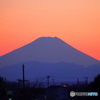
[0, 37, 99, 67]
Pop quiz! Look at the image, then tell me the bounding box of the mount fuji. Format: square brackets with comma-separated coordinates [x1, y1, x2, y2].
[0, 37, 100, 81]
[0, 37, 99, 67]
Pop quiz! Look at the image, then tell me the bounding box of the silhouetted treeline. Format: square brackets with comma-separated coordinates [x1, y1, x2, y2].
[0, 77, 7, 99]
[0, 74, 100, 100]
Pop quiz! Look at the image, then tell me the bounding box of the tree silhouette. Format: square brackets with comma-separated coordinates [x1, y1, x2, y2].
[88, 74, 100, 100]
[0, 77, 7, 99]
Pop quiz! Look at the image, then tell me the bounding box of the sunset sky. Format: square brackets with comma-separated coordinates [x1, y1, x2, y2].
[0, 0, 100, 60]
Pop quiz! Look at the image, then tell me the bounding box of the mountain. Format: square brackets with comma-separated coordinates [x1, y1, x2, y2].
[0, 37, 100, 82]
[0, 37, 100, 68]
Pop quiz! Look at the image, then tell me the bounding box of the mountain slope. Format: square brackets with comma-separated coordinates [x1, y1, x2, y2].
[0, 37, 100, 67]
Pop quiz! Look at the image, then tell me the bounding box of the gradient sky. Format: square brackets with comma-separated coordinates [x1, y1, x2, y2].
[0, 0, 100, 60]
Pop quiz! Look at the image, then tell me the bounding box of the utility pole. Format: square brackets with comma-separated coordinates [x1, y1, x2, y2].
[77, 78, 79, 85]
[47, 76, 50, 87]
[84, 77, 88, 84]
[77, 78, 79, 90]
[52, 77, 54, 85]
[22, 64, 25, 89]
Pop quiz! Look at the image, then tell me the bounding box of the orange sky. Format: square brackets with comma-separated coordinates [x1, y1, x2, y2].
[0, 0, 100, 60]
